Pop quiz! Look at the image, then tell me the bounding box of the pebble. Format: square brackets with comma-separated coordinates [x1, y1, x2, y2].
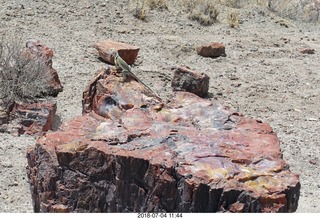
[1, 162, 13, 168]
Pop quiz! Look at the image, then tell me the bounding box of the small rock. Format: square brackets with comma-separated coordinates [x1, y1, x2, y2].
[309, 159, 317, 165]
[1, 162, 13, 168]
[250, 47, 258, 52]
[13, 181, 19, 186]
[196, 42, 226, 58]
[306, 118, 318, 121]
[171, 66, 210, 98]
[299, 48, 315, 54]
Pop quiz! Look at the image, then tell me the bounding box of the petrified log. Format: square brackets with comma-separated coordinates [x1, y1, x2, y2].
[26, 67, 300, 212]
[25, 39, 63, 96]
[171, 66, 210, 98]
[94, 40, 140, 65]
[0, 99, 56, 135]
[0, 40, 62, 135]
[196, 42, 226, 58]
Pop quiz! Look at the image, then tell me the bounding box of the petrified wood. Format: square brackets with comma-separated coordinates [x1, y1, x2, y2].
[0, 99, 56, 135]
[94, 40, 140, 65]
[26, 67, 300, 212]
[0, 40, 62, 135]
[171, 66, 210, 98]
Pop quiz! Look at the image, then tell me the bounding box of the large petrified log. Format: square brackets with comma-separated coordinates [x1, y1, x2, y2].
[26, 67, 300, 212]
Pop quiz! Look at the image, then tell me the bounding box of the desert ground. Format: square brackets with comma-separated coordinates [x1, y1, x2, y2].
[0, 0, 319, 213]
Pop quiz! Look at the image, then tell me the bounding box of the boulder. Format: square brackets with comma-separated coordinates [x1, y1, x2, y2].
[171, 66, 210, 98]
[196, 42, 226, 58]
[26, 68, 300, 212]
[94, 40, 140, 65]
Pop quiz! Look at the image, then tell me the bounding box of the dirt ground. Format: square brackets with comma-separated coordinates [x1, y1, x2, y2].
[0, 0, 319, 213]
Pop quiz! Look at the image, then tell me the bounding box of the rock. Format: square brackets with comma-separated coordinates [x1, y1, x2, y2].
[0, 40, 62, 135]
[0, 99, 57, 136]
[8, 101, 57, 135]
[82, 67, 161, 117]
[94, 40, 140, 65]
[26, 39, 54, 61]
[25, 39, 63, 96]
[0, 98, 14, 126]
[299, 48, 315, 54]
[196, 42, 226, 58]
[27, 69, 300, 212]
[171, 66, 210, 98]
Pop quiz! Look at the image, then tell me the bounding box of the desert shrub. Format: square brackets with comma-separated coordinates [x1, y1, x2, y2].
[267, 0, 320, 22]
[147, 0, 168, 10]
[130, 0, 168, 20]
[0, 39, 51, 102]
[228, 10, 240, 27]
[186, 0, 219, 25]
[131, 0, 148, 20]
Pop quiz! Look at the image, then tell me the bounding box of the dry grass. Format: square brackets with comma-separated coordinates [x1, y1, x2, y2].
[228, 10, 240, 28]
[219, 0, 240, 8]
[130, 0, 168, 20]
[184, 0, 219, 26]
[130, 0, 148, 20]
[130, 0, 319, 23]
[0, 39, 51, 102]
[147, 0, 168, 10]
